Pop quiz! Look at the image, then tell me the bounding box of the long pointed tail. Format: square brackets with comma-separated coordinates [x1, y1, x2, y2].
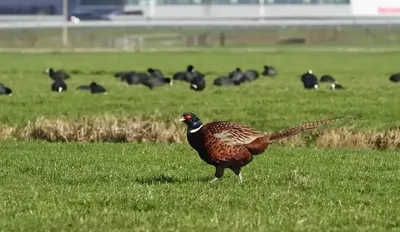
[267, 116, 358, 143]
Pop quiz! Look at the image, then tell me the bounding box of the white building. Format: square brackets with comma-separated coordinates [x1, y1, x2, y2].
[0, 0, 350, 17]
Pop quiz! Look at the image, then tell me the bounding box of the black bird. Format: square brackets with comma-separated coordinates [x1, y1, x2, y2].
[147, 68, 164, 78]
[46, 67, 70, 80]
[228, 68, 243, 83]
[121, 72, 148, 85]
[301, 70, 317, 82]
[262, 65, 277, 77]
[51, 79, 68, 92]
[190, 77, 206, 91]
[238, 75, 252, 84]
[0, 83, 12, 95]
[141, 77, 172, 90]
[173, 65, 204, 82]
[172, 70, 186, 81]
[114, 71, 129, 79]
[172, 65, 191, 81]
[320, 75, 336, 83]
[227, 68, 253, 84]
[242, 69, 259, 82]
[301, 70, 319, 89]
[185, 65, 205, 83]
[89, 82, 107, 94]
[213, 76, 241, 87]
[389, 73, 400, 83]
[330, 82, 345, 90]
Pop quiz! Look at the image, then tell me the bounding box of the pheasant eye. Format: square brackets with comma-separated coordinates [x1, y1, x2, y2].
[184, 114, 192, 120]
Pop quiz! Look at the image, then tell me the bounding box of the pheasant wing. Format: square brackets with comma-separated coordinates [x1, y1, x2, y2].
[207, 121, 265, 146]
[202, 121, 263, 162]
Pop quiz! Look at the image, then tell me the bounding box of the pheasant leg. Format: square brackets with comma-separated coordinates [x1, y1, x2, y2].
[210, 166, 224, 183]
[237, 173, 243, 183]
[232, 168, 243, 183]
[210, 177, 219, 182]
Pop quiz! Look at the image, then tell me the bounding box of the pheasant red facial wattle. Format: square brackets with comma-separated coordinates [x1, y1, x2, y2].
[179, 112, 357, 183]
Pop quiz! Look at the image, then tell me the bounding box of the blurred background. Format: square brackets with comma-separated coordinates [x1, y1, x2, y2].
[0, 0, 399, 50]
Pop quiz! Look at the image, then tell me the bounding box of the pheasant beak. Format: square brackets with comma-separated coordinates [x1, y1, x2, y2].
[179, 117, 186, 122]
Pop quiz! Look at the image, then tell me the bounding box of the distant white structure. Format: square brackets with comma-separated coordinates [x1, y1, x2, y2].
[0, 0, 351, 18]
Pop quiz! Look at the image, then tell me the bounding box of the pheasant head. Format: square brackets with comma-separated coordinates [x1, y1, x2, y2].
[179, 112, 203, 133]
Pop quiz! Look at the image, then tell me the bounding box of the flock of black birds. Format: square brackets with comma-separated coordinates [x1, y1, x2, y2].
[46, 68, 107, 94]
[0, 64, 399, 96]
[113, 64, 277, 91]
[112, 64, 351, 91]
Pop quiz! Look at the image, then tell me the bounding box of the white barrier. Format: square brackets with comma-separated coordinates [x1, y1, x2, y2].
[1, 18, 400, 29]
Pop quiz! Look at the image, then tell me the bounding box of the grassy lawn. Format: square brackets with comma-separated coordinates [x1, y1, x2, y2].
[0, 50, 399, 230]
[0, 51, 398, 130]
[1, 142, 399, 231]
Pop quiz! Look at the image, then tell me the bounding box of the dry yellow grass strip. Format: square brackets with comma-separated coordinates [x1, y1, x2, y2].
[0, 125, 15, 140]
[0, 116, 399, 150]
[277, 127, 400, 150]
[8, 116, 186, 143]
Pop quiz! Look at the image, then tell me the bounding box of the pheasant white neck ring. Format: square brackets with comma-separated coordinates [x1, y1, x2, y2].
[190, 124, 203, 133]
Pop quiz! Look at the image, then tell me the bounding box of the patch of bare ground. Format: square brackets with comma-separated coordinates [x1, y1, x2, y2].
[0, 116, 399, 150]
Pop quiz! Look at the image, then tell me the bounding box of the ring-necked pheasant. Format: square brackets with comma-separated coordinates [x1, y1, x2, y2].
[180, 112, 357, 183]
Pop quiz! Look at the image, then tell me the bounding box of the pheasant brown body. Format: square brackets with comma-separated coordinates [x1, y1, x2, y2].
[180, 112, 356, 183]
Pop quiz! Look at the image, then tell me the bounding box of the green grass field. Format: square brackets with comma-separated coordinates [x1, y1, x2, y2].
[1, 142, 400, 231]
[0, 50, 399, 231]
[0, 51, 398, 129]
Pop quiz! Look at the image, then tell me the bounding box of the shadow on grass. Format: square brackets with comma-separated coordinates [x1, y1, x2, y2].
[134, 174, 212, 185]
